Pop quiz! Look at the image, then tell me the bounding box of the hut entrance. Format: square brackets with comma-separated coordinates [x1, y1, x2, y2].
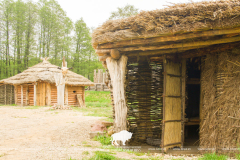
[184, 57, 201, 146]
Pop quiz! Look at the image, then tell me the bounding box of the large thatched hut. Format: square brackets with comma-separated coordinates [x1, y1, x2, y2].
[92, 0, 240, 154]
[0, 60, 94, 107]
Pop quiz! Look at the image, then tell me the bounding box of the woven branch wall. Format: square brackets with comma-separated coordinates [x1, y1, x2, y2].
[0, 84, 15, 105]
[125, 58, 163, 145]
[200, 50, 240, 155]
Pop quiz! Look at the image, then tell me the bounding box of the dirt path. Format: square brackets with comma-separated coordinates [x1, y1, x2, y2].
[0, 106, 103, 160]
[0, 106, 202, 160]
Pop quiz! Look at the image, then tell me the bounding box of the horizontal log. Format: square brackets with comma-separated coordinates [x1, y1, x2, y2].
[96, 49, 111, 55]
[119, 35, 240, 53]
[98, 27, 240, 49]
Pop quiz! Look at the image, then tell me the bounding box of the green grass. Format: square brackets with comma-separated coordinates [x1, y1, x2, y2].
[89, 151, 123, 160]
[71, 91, 113, 119]
[85, 91, 111, 104]
[198, 153, 228, 160]
[94, 135, 112, 145]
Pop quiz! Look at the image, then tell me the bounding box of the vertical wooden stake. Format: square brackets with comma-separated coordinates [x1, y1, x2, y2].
[34, 83, 37, 106]
[181, 59, 186, 146]
[14, 85, 17, 105]
[4, 85, 6, 105]
[26, 85, 29, 106]
[21, 85, 23, 106]
[65, 85, 68, 105]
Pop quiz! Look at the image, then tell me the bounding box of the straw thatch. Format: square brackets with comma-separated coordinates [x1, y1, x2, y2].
[93, 0, 240, 48]
[0, 60, 94, 86]
[200, 50, 240, 155]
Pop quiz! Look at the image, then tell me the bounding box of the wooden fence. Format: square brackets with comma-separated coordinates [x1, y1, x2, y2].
[0, 84, 15, 105]
[87, 69, 109, 91]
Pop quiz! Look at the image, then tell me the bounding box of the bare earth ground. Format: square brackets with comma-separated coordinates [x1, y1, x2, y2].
[0, 106, 200, 160]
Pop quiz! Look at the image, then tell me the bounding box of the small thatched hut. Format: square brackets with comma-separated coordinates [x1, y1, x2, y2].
[92, 0, 240, 154]
[0, 60, 94, 107]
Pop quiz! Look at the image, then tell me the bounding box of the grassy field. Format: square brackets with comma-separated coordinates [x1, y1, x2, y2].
[71, 91, 113, 122]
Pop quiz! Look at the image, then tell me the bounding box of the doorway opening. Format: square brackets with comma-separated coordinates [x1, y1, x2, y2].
[184, 57, 201, 146]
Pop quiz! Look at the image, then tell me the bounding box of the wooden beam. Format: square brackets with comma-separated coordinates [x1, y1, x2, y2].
[96, 49, 111, 55]
[116, 35, 240, 52]
[34, 83, 37, 106]
[127, 46, 200, 57]
[98, 27, 240, 49]
[21, 85, 23, 107]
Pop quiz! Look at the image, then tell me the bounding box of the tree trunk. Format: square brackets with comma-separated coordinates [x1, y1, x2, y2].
[106, 55, 128, 132]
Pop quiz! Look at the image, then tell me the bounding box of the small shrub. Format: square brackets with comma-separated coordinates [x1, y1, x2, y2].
[94, 135, 111, 145]
[198, 153, 228, 160]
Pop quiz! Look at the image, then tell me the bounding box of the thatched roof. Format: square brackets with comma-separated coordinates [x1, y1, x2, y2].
[92, 0, 240, 58]
[0, 60, 94, 86]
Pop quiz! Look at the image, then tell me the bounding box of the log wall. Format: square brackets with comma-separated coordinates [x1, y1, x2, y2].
[16, 85, 27, 105]
[51, 84, 57, 105]
[68, 86, 84, 106]
[0, 84, 15, 105]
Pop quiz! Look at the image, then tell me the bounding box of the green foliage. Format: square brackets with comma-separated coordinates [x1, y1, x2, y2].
[0, 0, 103, 82]
[94, 135, 111, 145]
[109, 4, 139, 20]
[198, 153, 228, 160]
[89, 151, 119, 160]
[237, 154, 240, 160]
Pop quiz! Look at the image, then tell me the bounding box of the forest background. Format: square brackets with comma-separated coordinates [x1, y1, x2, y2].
[0, 0, 106, 81]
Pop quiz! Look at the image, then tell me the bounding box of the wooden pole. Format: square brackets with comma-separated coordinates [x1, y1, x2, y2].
[4, 85, 6, 105]
[181, 59, 186, 146]
[21, 85, 23, 107]
[47, 83, 51, 106]
[34, 83, 37, 106]
[65, 85, 68, 105]
[14, 85, 17, 105]
[106, 55, 128, 132]
[26, 85, 29, 106]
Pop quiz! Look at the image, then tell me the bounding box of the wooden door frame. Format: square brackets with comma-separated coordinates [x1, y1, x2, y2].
[161, 56, 186, 152]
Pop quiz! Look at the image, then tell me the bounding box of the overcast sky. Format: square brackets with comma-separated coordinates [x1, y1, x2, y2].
[33, 0, 206, 28]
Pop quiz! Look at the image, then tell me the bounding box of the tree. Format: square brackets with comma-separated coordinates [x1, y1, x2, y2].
[109, 4, 138, 20]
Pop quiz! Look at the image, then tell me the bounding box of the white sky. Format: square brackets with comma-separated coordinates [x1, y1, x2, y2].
[53, 0, 206, 28]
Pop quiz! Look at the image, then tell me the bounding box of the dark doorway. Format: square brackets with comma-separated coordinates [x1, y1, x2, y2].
[184, 57, 201, 146]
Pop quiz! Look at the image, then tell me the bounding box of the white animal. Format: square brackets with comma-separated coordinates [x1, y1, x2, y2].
[111, 130, 133, 146]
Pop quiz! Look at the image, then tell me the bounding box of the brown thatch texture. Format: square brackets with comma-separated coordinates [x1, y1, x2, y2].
[200, 51, 240, 155]
[0, 61, 94, 86]
[92, 0, 240, 48]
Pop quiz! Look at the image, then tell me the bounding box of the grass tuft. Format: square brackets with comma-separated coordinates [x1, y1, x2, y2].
[94, 135, 111, 145]
[198, 153, 228, 160]
[89, 151, 121, 160]
[82, 151, 89, 155]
